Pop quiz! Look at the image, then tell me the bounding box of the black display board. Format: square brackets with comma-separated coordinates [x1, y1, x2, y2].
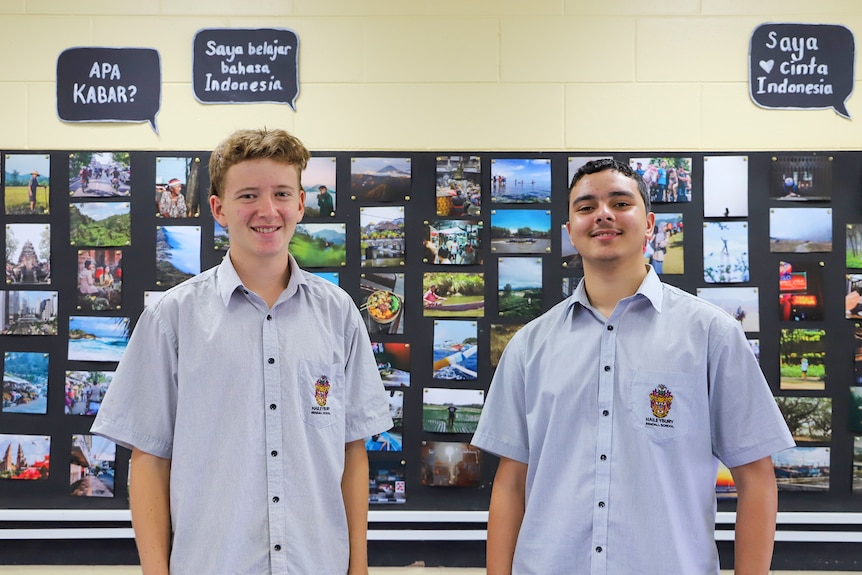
[1, 149, 861, 568]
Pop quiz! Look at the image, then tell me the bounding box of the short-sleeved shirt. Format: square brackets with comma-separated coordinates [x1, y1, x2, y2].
[91, 253, 392, 575]
[472, 267, 793, 575]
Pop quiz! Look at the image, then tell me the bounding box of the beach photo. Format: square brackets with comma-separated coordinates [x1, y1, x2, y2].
[360, 206, 405, 267]
[629, 157, 693, 204]
[780, 328, 826, 391]
[70, 435, 116, 498]
[490, 158, 551, 204]
[360, 273, 405, 335]
[436, 155, 481, 217]
[303, 156, 337, 217]
[703, 221, 748, 283]
[69, 202, 131, 247]
[290, 223, 346, 268]
[369, 459, 406, 504]
[156, 226, 200, 288]
[696, 287, 759, 333]
[0, 290, 58, 335]
[155, 156, 202, 218]
[4, 153, 50, 215]
[2, 352, 49, 415]
[490, 209, 551, 254]
[68, 316, 130, 363]
[365, 390, 403, 452]
[774, 396, 831, 443]
[769, 208, 832, 253]
[0, 434, 50, 480]
[77, 249, 123, 311]
[772, 447, 830, 493]
[770, 154, 832, 202]
[65, 370, 113, 416]
[490, 324, 524, 367]
[423, 219, 482, 265]
[422, 272, 485, 318]
[69, 152, 130, 198]
[649, 213, 684, 275]
[777, 260, 823, 321]
[351, 157, 411, 203]
[703, 155, 748, 218]
[6, 224, 51, 284]
[420, 441, 482, 487]
[422, 387, 484, 434]
[498, 257, 543, 319]
[432, 320, 478, 381]
[372, 342, 410, 388]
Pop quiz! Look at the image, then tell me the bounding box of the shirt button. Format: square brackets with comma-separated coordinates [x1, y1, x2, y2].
[274, 544, 281, 551]
[598, 501, 605, 508]
[602, 410, 609, 416]
[266, 315, 272, 320]
[603, 365, 611, 372]
[596, 546, 603, 553]
[269, 403, 277, 410]
[243, 290, 249, 295]
[600, 454, 607, 461]
[271, 450, 278, 457]
[272, 496, 280, 503]
[607, 325, 613, 331]
[268, 357, 275, 364]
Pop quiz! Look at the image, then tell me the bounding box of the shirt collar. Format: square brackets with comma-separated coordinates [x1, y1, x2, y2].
[216, 251, 307, 307]
[566, 265, 664, 317]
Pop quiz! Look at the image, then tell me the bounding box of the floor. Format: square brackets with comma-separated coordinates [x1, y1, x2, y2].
[0, 568, 854, 574]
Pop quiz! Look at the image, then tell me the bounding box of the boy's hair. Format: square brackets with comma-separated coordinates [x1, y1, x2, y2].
[569, 158, 651, 213]
[209, 128, 310, 197]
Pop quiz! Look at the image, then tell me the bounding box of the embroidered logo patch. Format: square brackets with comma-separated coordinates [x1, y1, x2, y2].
[649, 384, 674, 419]
[314, 375, 331, 407]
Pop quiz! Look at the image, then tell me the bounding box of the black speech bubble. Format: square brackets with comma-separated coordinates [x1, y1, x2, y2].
[750, 23, 855, 118]
[56, 47, 161, 132]
[193, 28, 299, 108]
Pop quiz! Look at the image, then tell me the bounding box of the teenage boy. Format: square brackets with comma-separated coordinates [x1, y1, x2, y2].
[472, 159, 793, 575]
[92, 128, 392, 575]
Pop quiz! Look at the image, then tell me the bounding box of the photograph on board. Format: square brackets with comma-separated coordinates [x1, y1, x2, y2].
[649, 213, 684, 275]
[696, 287, 759, 333]
[360, 206, 405, 268]
[629, 157, 693, 204]
[369, 459, 406, 504]
[420, 441, 482, 487]
[703, 221, 748, 283]
[65, 370, 114, 416]
[422, 387, 484, 434]
[68, 316, 130, 363]
[373, 342, 410, 389]
[214, 221, 229, 251]
[779, 328, 826, 391]
[70, 434, 116, 498]
[490, 324, 524, 368]
[422, 272, 485, 318]
[359, 273, 404, 335]
[769, 208, 832, 253]
[436, 155, 481, 217]
[848, 224, 862, 268]
[703, 155, 748, 218]
[567, 156, 612, 186]
[351, 157, 411, 203]
[290, 223, 346, 268]
[6, 224, 51, 285]
[0, 290, 58, 335]
[70, 202, 131, 247]
[4, 154, 50, 215]
[854, 437, 862, 493]
[77, 249, 123, 311]
[69, 152, 130, 198]
[774, 396, 831, 443]
[432, 320, 478, 381]
[0, 434, 50, 480]
[772, 447, 829, 493]
[777, 260, 824, 322]
[490, 158, 551, 204]
[423, 219, 482, 265]
[2, 351, 49, 415]
[365, 390, 403, 452]
[156, 226, 200, 288]
[490, 209, 551, 254]
[498, 257, 543, 319]
[155, 156, 202, 218]
[770, 154, 832, 202]
[303, 157, 337, 217]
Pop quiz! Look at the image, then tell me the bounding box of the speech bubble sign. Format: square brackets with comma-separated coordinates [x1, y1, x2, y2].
[749, 23, 855, 118]
[192, 28, 299, 109]
[56, 47, 161, 132]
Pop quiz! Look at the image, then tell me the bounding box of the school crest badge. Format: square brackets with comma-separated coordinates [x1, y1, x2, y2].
[649, 384, 673, 419]
[314, 375, 331, 407]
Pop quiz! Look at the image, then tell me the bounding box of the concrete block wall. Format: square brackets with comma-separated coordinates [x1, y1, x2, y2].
[0, 0, 859, 151]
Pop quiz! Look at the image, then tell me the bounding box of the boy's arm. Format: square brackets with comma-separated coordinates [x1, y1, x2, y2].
[130, 448, 172, 575]
[342, 438, 370, 575]
[487, 457, 528, 575]
[730, 456, 779, 575]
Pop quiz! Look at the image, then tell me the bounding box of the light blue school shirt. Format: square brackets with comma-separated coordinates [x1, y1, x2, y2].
[92, 253, 392, 575]
[472, 267, 793, 575]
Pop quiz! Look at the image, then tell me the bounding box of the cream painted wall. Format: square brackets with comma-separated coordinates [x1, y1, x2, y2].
[1, 0, 860, 151]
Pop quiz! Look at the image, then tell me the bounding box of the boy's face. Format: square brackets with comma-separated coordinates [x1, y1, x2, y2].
[566, 170, 654, 267]
[210, 158, 305, 268]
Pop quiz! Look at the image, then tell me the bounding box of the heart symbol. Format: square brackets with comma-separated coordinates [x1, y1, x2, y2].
[759, 59, 774, 73]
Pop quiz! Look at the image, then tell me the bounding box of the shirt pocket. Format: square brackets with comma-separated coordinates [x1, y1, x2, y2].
[627, 370, 691, 441]
[298, 360, 344, 428]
